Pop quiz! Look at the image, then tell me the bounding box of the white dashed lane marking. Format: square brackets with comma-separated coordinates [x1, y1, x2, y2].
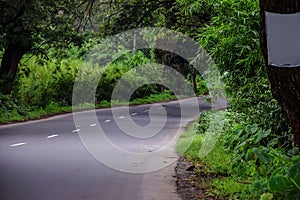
[144, 110, 150, 113]
[118, 116, 125, 119]
[131, 113, 138, 116]
[90, 124, 97, 127]
[10, 143, 26, 147]
[104, 120, 111, 123]
[72, 129, 81, 133]
[47, 134, 59, 139]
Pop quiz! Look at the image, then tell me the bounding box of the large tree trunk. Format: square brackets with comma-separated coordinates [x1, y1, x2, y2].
[0, 41, 27, 94]
[260, 0, 300, 146]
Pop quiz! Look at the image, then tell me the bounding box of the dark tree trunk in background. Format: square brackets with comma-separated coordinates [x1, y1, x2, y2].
[191, 71, 197, 94]
[155, 0, 189, 95]
[260, 0, 300, 146]
[0, 41, 27, 94]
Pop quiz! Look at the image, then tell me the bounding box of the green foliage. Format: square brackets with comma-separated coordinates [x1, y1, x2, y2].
[176, 0, 298, 199]
[260, 193, 273, 200]
[209, 177, 251, 199]
[196, 78, 209, 95]
[14, 50, 161, 109]
[130, 90, 176, 105]
[96, 50, 160, 101]
[0, 92, 72, 124]
[196, 0, 290, 133]
[177, 109, 299, 199]
[0, 0, 86, 49]
[196, 0, 286, 133]
[15, 55, 81, 107]
[0, 48, 181, 123]
[0, 93, 23, 122]
[199, 0, 262, 75]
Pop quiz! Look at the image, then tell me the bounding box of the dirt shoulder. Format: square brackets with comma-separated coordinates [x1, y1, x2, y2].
[176, 156, 227, 200]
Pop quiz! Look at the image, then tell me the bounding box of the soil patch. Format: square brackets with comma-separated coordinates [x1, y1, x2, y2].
[176, 156, 227, 200]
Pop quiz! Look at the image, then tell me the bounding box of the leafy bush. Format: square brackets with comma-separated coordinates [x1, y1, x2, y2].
[1, 48, 180, 122]
[15, 55, 81, 107]
[0, 93, 23, 122]
[96, 50, 160, 102]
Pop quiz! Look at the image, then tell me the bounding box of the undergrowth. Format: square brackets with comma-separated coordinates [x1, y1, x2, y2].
[0, 46, 207, 124]
[177, 0, 299, 199]
[177, 109, 299, 199]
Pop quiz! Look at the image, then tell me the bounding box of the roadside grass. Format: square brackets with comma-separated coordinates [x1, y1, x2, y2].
[0, 102, 72, 124]
[207, 177, 251, 199]
[0, 91, 179, 124]
[176, 122, 203, 160]
[130, 91, 178, 105]
[176, 119, 253, 199]
[96, 91, 179, 108]
[177, 109, 300, 200]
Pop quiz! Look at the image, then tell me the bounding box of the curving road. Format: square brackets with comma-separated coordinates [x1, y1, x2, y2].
[0, 97, 223, 200]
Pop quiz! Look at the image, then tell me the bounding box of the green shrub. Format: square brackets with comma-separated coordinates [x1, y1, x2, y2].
[96, 50, 160, 102]
[15, 55, 81, 107]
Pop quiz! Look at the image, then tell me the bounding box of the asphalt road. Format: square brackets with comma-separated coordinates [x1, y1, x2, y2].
[0, 97, 219, 200]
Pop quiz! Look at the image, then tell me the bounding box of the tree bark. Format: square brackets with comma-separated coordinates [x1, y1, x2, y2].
[0, 41, 27, 94]
[260, 0, 300, 146]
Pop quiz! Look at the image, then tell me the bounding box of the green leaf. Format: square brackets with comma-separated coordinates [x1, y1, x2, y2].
[271, 167, 285, 177]
[245, 124, 258, 135]
[252, 180, 267, 192]
[287, 147, 299, 157]
[288, 163, 300, 179]
[252, 147, 271, 164]
[267, 138, 279, 147]
[260, 193, 273, 200]
[291, 155, 300, 163]
[268, 175, 291, 192]
[290, 174, 300, 190]
[253, 129, 271, 144]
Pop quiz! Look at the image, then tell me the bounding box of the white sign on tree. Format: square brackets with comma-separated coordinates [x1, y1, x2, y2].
[266, 12, 300, 67]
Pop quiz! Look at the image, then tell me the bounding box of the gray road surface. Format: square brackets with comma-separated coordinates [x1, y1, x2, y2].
[0, 97, 220, 200]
